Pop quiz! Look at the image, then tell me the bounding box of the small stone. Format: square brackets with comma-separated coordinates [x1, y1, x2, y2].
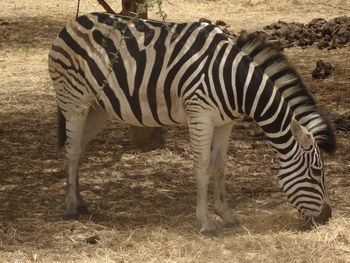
[312, 60, 334, 79]
[85, 235, 100, 244]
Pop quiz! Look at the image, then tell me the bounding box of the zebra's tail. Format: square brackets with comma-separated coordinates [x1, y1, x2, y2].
[58, 107, 67, 148]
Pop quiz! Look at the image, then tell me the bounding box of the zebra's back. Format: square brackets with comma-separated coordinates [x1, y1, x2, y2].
[48, 12, 233, 127]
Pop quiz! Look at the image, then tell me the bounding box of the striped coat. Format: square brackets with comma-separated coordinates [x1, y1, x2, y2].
[49, 13, 336, 234]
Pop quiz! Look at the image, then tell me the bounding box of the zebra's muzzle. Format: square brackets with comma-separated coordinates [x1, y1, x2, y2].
[314, 203, 332, 225]
[302, 203, 332, 230]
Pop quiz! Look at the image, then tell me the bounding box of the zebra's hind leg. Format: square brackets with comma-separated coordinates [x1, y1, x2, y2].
[77, 105, 109, 215]
[64, 105, 108, 219]
[81, 105, 108, 151]
[211, 123, 240, 228]
[64, 109, 88, 220]
[188, 116, 216, 235]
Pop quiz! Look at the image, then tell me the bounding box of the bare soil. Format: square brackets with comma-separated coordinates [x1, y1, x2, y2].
[0, 0, 350, 262]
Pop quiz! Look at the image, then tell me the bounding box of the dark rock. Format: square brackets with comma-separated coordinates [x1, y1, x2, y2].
[328, 20, 337, 26]
[344, 31, 350, 41]
[312, 60, 334, 79]
[308, 18, 327, 27]
[85, 235, 100, 244]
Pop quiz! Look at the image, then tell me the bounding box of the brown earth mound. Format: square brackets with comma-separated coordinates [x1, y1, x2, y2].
[263, 16, 350, 49]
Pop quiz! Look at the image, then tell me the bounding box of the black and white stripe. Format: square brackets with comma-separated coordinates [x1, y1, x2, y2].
[49, 12, 336, 233]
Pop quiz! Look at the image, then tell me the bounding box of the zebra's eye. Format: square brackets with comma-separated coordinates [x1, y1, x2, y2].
[311, 167, 322, 177]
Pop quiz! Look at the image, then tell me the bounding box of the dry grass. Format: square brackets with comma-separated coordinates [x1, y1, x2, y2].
[1, 0, 350, 262]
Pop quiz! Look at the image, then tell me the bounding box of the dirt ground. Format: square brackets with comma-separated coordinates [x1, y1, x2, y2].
[1, 0, 350, 262]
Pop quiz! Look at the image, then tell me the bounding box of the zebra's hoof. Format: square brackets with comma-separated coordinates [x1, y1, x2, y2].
[64, 213, 79, 221]
[224, 217, 240, 228]
[224, 221, 240, 228]
[200, 229, 217, 237]
[77, 205, 90, 215]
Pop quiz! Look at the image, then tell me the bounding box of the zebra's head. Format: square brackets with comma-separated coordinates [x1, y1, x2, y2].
[279, 119, 332, 226]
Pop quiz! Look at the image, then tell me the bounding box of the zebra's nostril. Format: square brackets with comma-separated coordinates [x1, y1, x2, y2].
[315, 203, 332, 225]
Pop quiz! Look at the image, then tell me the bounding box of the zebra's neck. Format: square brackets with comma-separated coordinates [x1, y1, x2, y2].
[216, 35, 335, 156]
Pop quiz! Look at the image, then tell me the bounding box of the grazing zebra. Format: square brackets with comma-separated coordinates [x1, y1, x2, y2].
[48, 12, 336, 235]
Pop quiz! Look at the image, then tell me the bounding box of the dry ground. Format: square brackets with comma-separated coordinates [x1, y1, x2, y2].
[1, 0, 350, 262]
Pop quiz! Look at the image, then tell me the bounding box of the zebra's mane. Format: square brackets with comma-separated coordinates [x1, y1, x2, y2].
[235, 33, 336, 154]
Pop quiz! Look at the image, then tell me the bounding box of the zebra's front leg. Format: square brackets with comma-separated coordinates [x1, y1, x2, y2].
[212, 124, 239, 228]
[188, 117, 216, 235]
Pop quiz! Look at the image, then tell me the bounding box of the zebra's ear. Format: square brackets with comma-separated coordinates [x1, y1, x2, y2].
[290, 118, 314, 148]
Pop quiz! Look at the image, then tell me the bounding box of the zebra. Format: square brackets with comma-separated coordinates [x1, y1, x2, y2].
[48, 12, 336, 235]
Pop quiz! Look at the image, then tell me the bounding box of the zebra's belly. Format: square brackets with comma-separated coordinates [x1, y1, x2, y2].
[103, 96, 188, 127]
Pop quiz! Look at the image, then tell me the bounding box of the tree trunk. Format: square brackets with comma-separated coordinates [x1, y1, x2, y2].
[121, 0, 147, 18]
